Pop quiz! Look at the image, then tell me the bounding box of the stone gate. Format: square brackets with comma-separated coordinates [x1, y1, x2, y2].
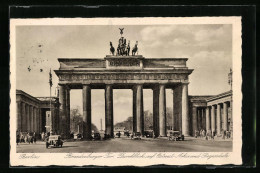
[54, 55, 193, 139]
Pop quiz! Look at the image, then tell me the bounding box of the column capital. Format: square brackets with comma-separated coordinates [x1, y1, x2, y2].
[181, 82, 190, 85]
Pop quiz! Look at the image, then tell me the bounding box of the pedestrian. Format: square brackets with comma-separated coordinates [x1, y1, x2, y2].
[222, 130, 225, 139]
[212, 131, 215, 140]
[33, 132, 36, 144]
[27, 132, 30, 144]
[16, 134, 20, 145]
[42, 132, 45, 141]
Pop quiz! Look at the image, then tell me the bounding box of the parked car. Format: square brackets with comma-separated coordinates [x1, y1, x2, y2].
[131, 132, 141, 140]
[74, 133, 83, 139]
[144, 130, 153, 138]
[103, 134, 112, 140]
[124, 131, 130, 136]
[92, 133, 101, 140]
[115, 132, 121, 138]
[167, 131, 184, 141]
[46, 135, 63, 148]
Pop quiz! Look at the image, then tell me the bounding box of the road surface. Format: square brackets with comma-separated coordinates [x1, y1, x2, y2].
[16, 137, 232, 153]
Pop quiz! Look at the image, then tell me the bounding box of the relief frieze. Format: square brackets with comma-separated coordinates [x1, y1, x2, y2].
[59, 73, 188, 81]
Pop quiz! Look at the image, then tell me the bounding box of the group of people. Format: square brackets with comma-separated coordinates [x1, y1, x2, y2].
[194, 129, 232, 140]
[16, 131, 52, 145]
[194, 129, 207, 138]
[16, 131, 37, 145]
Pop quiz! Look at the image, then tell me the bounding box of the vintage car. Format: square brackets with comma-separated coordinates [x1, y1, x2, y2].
[131, 132, 141, 140]
[167, 131, 184, 141]
[114, 132, 122, 138]
[144, 130, 153, 138]
[92, 133, 101, 140]
[103, 134, 112, 140]
[74, 133, 83, 140]
[46, 135, 63, 148]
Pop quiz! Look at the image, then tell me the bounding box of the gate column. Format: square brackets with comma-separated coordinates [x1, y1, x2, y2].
[223, 102, 228, 131]
[216, 104, 221, 135]
[153, 85, 159, 137]
[59, 85, 67, 138]
[206, 107, 211, 133]
[159, 84, 166, 137]
[211, 105, 216, 134]
[135, 84, 144, 135]
[132, 87, 137, 133]
[105, 84, 113, 137]
[83, 85, 92, 139]
[182, 83, 190, 136]
[192, 106, 198, 136]
[65, 88, 71, 138]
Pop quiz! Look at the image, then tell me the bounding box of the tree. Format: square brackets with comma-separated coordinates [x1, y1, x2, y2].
[114, 107, 174, 131]
[70, 106, 99, 133]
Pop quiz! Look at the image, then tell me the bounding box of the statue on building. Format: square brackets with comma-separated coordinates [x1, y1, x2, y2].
[127, 40, 130, 56]
[132, 41, 138, 56]
[110, 42, 115, 55]
[111, 28, 138, 56]
[117, 37, 129, 56]
[119, 28, 124, 36]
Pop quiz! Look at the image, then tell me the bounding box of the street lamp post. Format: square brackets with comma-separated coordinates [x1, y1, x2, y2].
[228, 68, 233, 138]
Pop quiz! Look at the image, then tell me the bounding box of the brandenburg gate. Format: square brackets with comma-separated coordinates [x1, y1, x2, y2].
[54, 55, 193, 139]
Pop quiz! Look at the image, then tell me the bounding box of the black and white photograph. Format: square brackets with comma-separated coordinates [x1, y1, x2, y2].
[10, 17, 242, 166]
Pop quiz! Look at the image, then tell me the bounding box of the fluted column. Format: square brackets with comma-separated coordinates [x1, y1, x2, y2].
[30, 106, 34, 132]
[34, 107, 37, 132]
[173, 85, 182, 132]
[211, 105, 216, 133]
[216, 104, 221, 135]
[223, 102, 228, 131]
[206, 107, 210, 133]
[153, 85, 159, 137]
[158, 84, 166, 136]
[192, 106, 198, 136]
[66, 88, 71, 138]
[197, 109, 202, 131]
[83, 85, 92, 139]
[26, 104, 30, 132]
[132, 87, 137, 133]
[136, 84, 144, 135]
[202, 108, 206, 130]
[59, 85, 67, 138]
[21, 102, 26, 132]
[105, 85, 113, 137]
[39, 109, 42, 133]
[182, 83, 190, 136]
[16, 102, 22, 131]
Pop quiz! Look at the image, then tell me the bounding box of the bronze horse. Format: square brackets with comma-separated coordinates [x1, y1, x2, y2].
[132, 41, 138, 56]
[110, 42, 115, 55]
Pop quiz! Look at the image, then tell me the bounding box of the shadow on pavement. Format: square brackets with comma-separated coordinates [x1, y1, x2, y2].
[47, 146, 78, 149]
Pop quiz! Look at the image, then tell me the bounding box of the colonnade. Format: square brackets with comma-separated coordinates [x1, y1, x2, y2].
[59, 83, 190, 139]
[16, 101, 42, 133]
[192, 101, 231, 136]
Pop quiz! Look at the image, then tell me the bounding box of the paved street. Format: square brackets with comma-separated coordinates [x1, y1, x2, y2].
[16, 137, 232, 153]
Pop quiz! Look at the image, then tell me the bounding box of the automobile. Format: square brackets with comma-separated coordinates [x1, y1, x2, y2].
[124, 131, 130, 136]
[131, 132, 141, 140]
[114, 132, 121, 138]
[46, 135, 63, 148]
[124, 131, 130, 137]
[144, 130, 153, 138]
[103, 134, 112, 140]
[74, 133, 83, 139]
[167, 131, 184, 141]
[92, 133, 101, 140]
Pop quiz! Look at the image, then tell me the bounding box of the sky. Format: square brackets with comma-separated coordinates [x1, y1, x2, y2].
[16, 24, 232, 130]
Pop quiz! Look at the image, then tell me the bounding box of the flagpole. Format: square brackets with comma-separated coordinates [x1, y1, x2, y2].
[49, 68, 52, 134]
